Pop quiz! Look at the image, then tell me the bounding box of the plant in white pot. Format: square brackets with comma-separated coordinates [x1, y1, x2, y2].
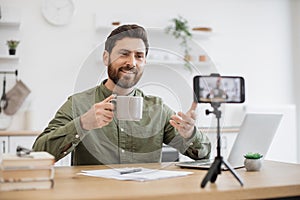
[244, 152, 263, 171]
[6, 40, 20, 55]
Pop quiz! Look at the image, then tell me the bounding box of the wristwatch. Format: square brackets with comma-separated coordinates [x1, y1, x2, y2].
[41, 0, 75, 26]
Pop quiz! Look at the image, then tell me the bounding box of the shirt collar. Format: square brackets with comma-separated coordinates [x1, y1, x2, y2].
[99, 79, 137, 97]
[100, 79, 113, 98]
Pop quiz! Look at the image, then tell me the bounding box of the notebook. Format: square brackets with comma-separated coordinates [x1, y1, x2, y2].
[175, 113, 283, 170]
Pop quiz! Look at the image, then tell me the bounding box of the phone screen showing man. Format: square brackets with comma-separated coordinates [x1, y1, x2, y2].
[194, 76, 245, 103]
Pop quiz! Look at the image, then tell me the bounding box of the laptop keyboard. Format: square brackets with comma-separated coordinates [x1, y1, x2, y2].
[180, 159, 213, 166]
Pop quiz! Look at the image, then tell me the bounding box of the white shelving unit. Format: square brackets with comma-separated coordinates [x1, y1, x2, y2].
[0, 18, 21, 66]
[0, 5, 21, 62]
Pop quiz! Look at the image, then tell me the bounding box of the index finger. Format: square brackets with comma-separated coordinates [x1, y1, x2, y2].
[189, 101, 198, 112]
[103, 94, 116, 103]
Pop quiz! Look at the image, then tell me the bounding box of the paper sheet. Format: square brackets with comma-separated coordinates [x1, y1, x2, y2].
[78, 167, 193, 182]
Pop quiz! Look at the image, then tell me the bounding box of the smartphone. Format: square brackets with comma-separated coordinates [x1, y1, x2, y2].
[193, 75, 245, 103]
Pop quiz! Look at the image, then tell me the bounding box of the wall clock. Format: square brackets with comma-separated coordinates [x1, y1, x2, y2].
[41, 0, 75, 26]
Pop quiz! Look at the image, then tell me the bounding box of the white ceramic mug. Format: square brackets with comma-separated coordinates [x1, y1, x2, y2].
[112, 96, 143, 121]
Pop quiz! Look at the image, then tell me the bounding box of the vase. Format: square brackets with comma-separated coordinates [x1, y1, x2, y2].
[9, 49, 16, 55]
[184, 54, 192, 62]
[244, 158, 262, 171]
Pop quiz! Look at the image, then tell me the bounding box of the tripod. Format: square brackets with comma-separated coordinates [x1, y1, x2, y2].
[200, 102, 244, 188]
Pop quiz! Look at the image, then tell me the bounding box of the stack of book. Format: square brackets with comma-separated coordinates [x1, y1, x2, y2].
[0, 151, 55, 191]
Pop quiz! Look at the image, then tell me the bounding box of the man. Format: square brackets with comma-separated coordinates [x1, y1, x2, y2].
[206, 78, 228, 100]
[33, 24, 211, 165]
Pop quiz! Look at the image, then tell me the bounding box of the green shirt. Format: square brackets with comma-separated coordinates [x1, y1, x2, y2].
[32, 80, 211, 165]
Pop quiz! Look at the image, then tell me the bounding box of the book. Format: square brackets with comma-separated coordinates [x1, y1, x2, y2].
[0, 179, 54, 191]
[0, 166, 54, 182]
[0, 151, 55, 191]
[0, 151, 55, 169]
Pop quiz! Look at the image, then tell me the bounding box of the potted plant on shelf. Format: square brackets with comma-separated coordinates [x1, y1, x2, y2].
[165, 16, 193, 72]
[244, 152, 263, 171]
[6, 40, 20, 55]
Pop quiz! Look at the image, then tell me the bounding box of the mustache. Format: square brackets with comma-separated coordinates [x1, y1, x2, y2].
[119, 66, 137, 73]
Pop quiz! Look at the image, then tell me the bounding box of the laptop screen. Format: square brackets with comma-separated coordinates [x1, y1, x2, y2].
[227, 113, 283, 168]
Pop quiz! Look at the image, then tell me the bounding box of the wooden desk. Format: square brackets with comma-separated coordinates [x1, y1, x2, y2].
[1, 161, 300, 200]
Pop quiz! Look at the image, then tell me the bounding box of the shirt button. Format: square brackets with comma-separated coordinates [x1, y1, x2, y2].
[75, 134, 80, 139]
[120, 128, 124, 132]
[121, 149, 125, 153]
[190, 142, 194, 146]
[63, 151, 67, 155]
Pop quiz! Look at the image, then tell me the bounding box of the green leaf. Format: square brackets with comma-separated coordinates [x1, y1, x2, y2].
[6, 40, 20, 49]
[244, 152, 263, 159]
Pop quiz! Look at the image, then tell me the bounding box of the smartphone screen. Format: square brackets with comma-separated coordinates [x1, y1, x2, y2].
[193, 75, 245, 103]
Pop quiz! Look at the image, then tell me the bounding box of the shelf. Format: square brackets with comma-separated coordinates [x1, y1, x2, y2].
[0, 20, 21, 28]
[147, 27, 213, 39]
[95, 25, 212, 39]
[0, 55, 19, 61]
[147, 59, 210, 67]
[147, 59, 183, 65]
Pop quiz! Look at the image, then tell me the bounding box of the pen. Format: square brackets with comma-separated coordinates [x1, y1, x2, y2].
[16, 146, 33, 157]
[120, 168, 142, 175]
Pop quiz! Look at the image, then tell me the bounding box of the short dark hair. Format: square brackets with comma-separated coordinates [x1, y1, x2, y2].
[104, 24, 149, 56]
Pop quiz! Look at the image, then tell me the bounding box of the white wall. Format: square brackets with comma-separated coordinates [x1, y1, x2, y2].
[0, 0, 297, 160]
[291, 0, 300, 162]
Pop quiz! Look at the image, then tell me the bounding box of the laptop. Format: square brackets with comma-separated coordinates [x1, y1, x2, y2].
[176, 113, 283, 170]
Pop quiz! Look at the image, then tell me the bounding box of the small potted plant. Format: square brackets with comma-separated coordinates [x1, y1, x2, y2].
[6, 40, 20, 55]
[165, 16, 193, 71]
[244, 152, 263, 171]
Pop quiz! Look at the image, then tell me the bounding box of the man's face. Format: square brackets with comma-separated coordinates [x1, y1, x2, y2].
[106, 37, 146, 89]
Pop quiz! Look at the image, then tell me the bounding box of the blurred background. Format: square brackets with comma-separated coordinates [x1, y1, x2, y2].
[0, 0, 299, 164]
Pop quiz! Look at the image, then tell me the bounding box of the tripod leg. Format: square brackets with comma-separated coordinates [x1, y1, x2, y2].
[200, 158, 222, 188]
[200, 167, 217, 188]
[210, 171, 218, 183]
[222, 159, 244, 186]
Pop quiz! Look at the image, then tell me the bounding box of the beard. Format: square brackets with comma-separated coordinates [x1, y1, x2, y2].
[107, 58, 143, 89]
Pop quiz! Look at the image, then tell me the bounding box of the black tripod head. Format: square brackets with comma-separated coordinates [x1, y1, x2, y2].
[205, 102, 222, 119]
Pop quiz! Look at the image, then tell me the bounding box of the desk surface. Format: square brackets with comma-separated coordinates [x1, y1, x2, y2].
[1, 161, 300, 200]
[0, 127, 239, 136]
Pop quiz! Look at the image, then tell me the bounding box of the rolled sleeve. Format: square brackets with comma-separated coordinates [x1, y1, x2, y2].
[183, 127, 211, 160]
